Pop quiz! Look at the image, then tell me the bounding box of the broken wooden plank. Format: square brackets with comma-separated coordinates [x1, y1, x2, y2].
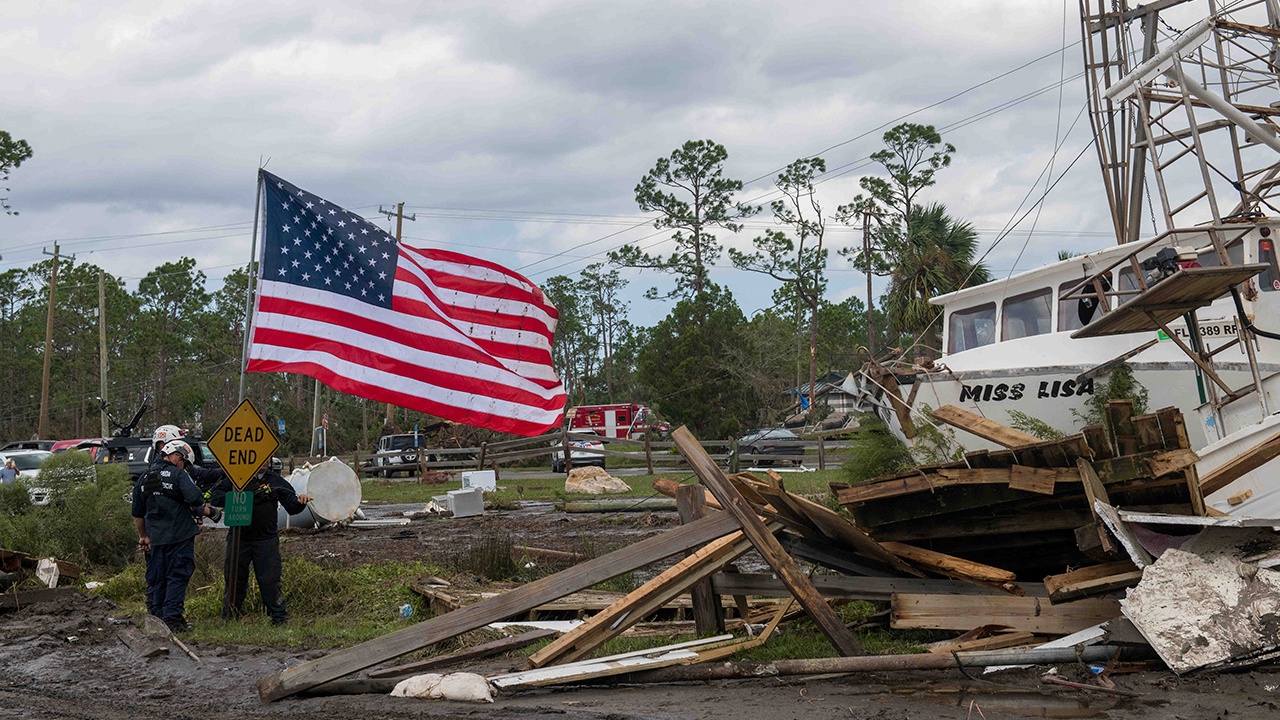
[1043, 561, 1142, 602]
[767, 478, 922, 577]
[926, 630, 1041, 654]
[879, 541, 1017, 586]
[931, 405, 1042, 447]
[1093, 501, 1155, 568]
[891, 594, 1123, 635]
[1228, 488, 1254, 506]
[367, 629, 558, 679]
[1199, 429, 1280, 495]
[1107, 400, 1138, 456]
[511, 546, 585, 565]
[256, 508, 742, 701]
[835, 467, 1078, 505]
[492, 635, 733, 688]
[528, 525, 768, 668]
[672, 425, 864, 657]
[1081, 424, 1115, 460]
[1009, 465, 1058, 495]
[711, 573, 1048, 600]
[1077, 459, 1118, 556]
[1141, 448, 1199, 478]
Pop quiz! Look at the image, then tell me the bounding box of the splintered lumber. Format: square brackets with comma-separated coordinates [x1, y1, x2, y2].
[1199, 429, 1280, 494]
[1043, 561, 1141, 603]
[672, 425, 864, 656]
[607, 646, 1142, 684]
[1142, 448, 1199, 478]
[492, 635, 733, 689]
[255, 509, 742, 701]
[527, 525, 771, 668]
[1077, 459, 1118, 555]
[891, 594, 1122, 635]
[760, 474, 921, 576]
[711, 573, 1049, 601]
[926, 631, 1041, 654]
[836, 467, 1079, 504]
[1093, 501, 1155, 568]
[367, 629, 558, 679]
[879, 541, 1018, 587]
[931, 405, 1043, 447]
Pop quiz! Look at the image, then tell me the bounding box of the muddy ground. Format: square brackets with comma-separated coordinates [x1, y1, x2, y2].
[2, 497, 1279, 719]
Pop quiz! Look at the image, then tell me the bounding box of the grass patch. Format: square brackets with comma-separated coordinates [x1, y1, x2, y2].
[92, 536, 444, 648]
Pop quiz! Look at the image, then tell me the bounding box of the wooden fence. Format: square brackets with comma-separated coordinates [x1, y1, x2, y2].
[285, 428, 848, 480]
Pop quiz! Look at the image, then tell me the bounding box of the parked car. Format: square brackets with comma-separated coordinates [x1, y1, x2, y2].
[1, 440, 55, 452]
[370, 433, 437, 477]
[550, 432, 606, 474]
[737, 428, 805, 465]
[3, 450, 55, 504]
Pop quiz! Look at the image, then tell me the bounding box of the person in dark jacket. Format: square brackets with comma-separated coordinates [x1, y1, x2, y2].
[132, 440, 221, 633]
[149, 424, 226, 491]
[209, 460, 311, 624]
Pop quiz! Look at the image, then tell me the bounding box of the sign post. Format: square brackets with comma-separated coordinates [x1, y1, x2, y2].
[208, 399, 281, 617]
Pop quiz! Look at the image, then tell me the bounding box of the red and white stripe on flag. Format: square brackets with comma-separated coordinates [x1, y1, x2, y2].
[247, 242, 567, 437]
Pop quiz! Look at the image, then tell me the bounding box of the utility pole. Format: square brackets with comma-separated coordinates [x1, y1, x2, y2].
[38, 243, 73, 439]
[377, 202, 415, 429]
[862, 211, 876, 357]
[98, 269, 109, 438]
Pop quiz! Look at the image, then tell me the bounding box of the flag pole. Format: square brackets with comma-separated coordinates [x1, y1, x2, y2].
[238, 169, 265, 404]
[228, 167, 263, 621]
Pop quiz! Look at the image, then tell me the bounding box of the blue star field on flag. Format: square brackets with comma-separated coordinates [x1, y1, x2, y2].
[260, 171, 398, 310]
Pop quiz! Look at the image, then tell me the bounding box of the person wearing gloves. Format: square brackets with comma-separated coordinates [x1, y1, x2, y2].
[209, 459, 311, 625]
[132, 439, 221, 633]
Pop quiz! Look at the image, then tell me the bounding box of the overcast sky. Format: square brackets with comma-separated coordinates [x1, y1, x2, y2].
[3, 0, 1141, 326]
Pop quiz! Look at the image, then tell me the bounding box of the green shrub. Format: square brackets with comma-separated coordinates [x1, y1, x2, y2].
[0, 451, 137, 569]
[840, 414, 915, 484]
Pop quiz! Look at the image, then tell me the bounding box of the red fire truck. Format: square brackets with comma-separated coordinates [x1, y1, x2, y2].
[567, 404, 669, 440]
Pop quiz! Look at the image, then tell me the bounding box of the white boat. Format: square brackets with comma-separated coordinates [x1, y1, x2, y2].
[849, 0, 1280, 516]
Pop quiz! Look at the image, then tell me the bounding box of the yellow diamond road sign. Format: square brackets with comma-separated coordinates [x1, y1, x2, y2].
[208, 398, 280, 491]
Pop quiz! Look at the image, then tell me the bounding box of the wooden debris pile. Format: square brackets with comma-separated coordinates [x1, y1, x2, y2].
[833, 401, 1205, 576]
[1, 548, 81, 608]
[256, 410, 1278, 701]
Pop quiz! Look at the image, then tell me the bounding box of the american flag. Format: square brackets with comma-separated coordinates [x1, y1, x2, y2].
[246, 171, 567, 436]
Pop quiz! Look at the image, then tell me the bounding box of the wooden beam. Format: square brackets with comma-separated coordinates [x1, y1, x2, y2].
[1077, 459, 1118, 556]
[675, 484, 725, 636]
[1009, 465, 1058, 494]
[366, 629, 558, 679]
[1043, 561, 1141, 602]
[836, 467, 1079, 505]
[880, 542, 1017, 586]
[931, 405, 1042, 447]
[711, 573, 1049, 601]
[891, 593, 1122, 635]
[255, 509, 742, 701]
[1199, 430, 1280, 495]
[671, 425, 865, 656]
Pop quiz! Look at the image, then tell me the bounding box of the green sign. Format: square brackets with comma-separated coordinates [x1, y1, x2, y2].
[225, 490, 253, 527]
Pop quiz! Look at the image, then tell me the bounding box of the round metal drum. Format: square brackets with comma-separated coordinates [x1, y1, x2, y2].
[302, 459, 362, 523]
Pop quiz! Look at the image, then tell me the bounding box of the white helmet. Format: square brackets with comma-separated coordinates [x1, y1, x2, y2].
[160, 439, 195, 465]
[153, 424, 184, 444]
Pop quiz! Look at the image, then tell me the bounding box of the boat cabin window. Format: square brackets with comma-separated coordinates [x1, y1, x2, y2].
[1194, 238, 1244, 268]
[947, 303, 997, 354]
[1001, 288, 1052, 341]
[1058, 275, 1111, 332]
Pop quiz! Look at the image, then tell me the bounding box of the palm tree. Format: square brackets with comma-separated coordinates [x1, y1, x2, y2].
[883, 202, 991, 357]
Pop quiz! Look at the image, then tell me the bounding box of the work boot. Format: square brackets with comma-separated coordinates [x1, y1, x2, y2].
[270, 615, 289, 626]
[165, 617, 194, 634]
